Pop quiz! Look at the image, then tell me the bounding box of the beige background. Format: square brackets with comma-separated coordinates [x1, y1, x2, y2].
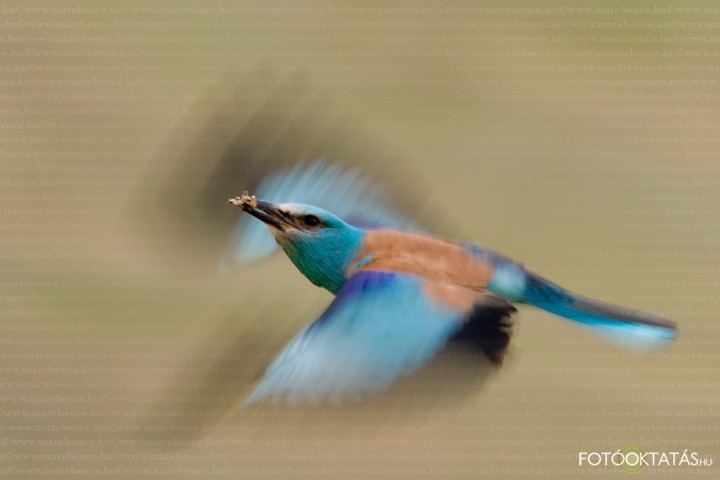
[1, 1, 719, 478]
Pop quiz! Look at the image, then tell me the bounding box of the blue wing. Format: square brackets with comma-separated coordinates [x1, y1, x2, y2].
[229, 160, 418, 264]
[244, 270, 467, 404]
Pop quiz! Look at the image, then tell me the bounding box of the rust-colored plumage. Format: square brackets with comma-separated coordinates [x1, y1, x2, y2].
[353, 230, 494, 286]
[350, 230, 501, 311]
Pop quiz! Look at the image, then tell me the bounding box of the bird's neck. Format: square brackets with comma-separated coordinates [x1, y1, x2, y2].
[280, 228, 366, 294]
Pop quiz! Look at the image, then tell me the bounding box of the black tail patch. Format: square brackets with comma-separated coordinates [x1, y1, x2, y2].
[451, 303, 516, 364]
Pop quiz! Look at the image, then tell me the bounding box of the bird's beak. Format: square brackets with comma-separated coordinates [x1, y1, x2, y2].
[229, 193, 292, 231]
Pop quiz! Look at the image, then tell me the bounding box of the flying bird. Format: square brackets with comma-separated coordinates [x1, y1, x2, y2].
[229, 192, 678, 404]
[127, 70, 676, 408]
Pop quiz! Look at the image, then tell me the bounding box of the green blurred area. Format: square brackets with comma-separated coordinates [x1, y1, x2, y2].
[1, 1, 719, 478]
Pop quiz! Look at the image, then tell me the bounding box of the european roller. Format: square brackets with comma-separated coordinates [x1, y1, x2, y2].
[229, 184, 677, 405]
[128, 74, 677, 409]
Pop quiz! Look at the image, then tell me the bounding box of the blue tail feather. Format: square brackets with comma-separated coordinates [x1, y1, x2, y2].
[522, 272, 677, 350]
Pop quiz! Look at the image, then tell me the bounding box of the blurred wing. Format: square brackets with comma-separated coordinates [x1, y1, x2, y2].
[244, 271, 467, 404]
[127, 70, 445, 274]
[230, 159, 418, 263]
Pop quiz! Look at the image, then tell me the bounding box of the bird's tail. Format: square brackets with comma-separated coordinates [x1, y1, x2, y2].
[522, 272, 677, 349]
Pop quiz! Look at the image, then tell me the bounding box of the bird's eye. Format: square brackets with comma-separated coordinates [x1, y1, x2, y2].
[302, 214, 320, 227]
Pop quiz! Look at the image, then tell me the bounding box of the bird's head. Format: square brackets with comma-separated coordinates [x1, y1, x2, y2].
[230, 193, 365, 293]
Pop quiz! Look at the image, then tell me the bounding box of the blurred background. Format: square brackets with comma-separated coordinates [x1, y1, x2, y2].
[1, 1, 719, 478]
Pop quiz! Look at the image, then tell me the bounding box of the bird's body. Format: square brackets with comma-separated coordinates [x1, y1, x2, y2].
[229, 192, 677, 404]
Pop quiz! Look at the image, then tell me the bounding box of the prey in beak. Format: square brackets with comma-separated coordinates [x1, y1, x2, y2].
[229, 191, 292, 231]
